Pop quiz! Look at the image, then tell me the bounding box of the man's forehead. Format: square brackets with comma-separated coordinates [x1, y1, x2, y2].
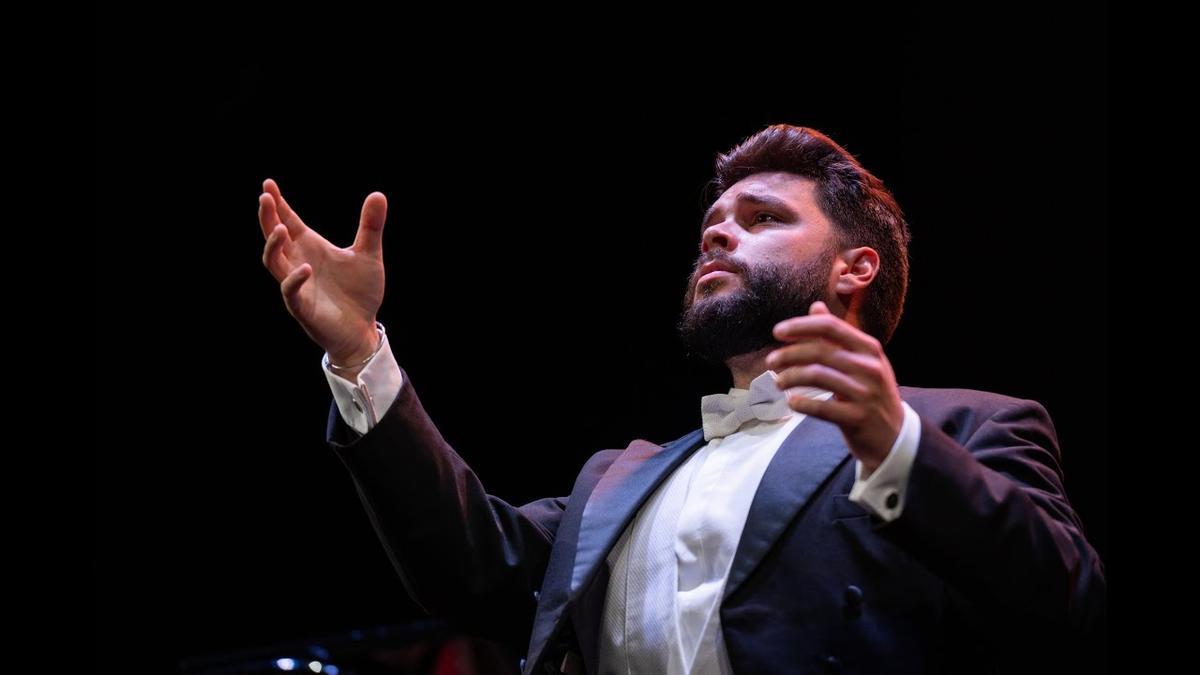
[719, 171, 813, 202]
[701, 171, 815, 226]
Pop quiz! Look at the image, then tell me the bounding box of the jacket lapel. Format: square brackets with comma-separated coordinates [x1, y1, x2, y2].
[570, 412, 850, 602]
[723, 413, 850, 600]
[532, 414, 850, 674]
[569, 428, 707, 598]
[524, 429, 706, 675]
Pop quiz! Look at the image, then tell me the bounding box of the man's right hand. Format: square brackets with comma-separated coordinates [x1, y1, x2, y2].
[258, 178, 387, 367]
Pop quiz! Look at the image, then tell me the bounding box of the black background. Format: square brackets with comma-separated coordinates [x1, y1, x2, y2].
[96, 5, 1108, 671]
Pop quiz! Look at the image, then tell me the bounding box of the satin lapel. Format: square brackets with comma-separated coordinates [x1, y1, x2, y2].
[723, 414, 851, 600]
[568, 428, 707, 598]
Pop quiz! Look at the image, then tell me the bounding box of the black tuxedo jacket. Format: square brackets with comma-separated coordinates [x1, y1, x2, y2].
[326, 368, 1106, 674]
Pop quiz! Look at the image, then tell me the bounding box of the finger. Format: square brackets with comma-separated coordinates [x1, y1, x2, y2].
[262, 223, 295, 281]
[766, 342, 880, 379]
[774, 364, 871, 401]
[766, 338, 838, 370]
[281, 263, 312, 312]
[773, 311, 881, 355]
[353, 191, 387, 255]
[784, 394, 860, 426]
[263, 178, 305, 232]
[258, 192, 281, 240]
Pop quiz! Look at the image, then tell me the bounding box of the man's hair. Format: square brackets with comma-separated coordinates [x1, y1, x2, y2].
[708, 124, 912, 346]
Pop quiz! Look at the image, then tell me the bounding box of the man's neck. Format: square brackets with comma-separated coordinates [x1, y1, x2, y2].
[725, 345, 775, 389]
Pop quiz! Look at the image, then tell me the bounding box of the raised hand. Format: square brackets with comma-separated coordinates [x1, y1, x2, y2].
[258, 178, 388, 367]
[766, 301, 905, 474]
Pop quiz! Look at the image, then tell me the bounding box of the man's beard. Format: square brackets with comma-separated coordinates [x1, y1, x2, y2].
[677, 247, 835, 365]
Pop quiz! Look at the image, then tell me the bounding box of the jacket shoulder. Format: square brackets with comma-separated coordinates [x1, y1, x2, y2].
[580, 448, 623, 475]
[898, 384, 1041, 411]
[898, 385, 1055, 443]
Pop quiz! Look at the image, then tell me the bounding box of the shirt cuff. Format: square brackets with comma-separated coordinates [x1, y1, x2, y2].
[322, 326, 404, 436]
[848, 400, 921, 522]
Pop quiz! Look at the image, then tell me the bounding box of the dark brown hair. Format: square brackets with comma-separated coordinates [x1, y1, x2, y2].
[709, 124, 912, 345]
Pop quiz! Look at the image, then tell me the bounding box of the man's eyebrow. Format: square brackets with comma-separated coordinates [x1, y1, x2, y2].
[700, 193, 797, 233]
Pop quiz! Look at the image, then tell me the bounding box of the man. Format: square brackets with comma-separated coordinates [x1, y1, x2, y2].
[258, 124, 1107, 674]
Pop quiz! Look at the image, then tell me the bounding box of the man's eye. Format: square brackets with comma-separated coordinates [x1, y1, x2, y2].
[753, 212, 779, 223]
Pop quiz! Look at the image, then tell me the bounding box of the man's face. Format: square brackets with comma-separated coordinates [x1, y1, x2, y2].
[678, 171, 840, 365]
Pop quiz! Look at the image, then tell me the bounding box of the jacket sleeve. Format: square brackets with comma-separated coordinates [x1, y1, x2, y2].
[876, 397, 1107, 658]
[325, 366, 567, 652]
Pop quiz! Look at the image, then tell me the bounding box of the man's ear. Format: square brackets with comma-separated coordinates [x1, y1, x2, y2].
[834, 246, 880, 295]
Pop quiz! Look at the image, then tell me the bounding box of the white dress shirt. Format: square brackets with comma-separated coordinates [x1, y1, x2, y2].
[322, 324, 922, 674]
[596, 375, 920, 674]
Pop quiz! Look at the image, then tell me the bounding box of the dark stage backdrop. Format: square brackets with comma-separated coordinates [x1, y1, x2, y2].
[97, 5, 1108, 672]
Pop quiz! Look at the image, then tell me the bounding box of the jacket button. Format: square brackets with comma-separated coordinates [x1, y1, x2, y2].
[844, 585, 864, 605]
[822, 655, 843, 673]
[844, 585, 864, 619]
[533, 590, 541, 601]
[519, 657, 527, 671]
[885, 491, 899, 509]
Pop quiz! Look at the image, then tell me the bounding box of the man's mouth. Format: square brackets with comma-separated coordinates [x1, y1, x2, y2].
[698, 269, 736, 284]
[696, 260, 739, 287]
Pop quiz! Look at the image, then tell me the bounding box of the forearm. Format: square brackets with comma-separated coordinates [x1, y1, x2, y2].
[326, 369, 561, 647]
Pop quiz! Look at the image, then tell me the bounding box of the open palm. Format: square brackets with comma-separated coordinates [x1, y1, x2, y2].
[258, 178, 387, 362]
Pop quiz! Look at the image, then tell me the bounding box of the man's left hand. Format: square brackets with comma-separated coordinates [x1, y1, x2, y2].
[766, 301, 904, 474]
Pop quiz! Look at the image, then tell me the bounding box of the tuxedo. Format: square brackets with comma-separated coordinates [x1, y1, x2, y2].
[325, 367, 1106, 674]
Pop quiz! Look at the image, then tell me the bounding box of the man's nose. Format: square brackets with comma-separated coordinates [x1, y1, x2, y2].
[701, 219, 739, 253]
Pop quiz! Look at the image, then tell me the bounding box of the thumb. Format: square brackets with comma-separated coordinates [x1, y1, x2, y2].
[810, 300, 830, 315]
[353, 191, 387, 255]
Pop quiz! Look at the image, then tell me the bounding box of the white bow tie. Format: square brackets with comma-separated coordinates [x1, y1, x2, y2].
[699, 370, 791, 441]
